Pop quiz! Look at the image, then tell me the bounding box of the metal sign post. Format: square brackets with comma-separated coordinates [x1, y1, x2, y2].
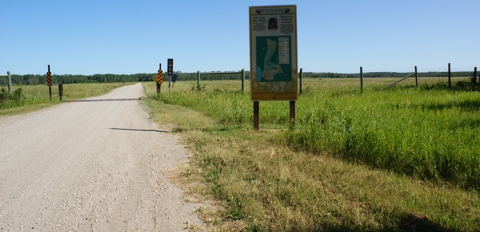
[167, 59, 173, 92]
[47, 65, 52, 100]
[171, 74, 178, 88]
[155, 63, 163, 94]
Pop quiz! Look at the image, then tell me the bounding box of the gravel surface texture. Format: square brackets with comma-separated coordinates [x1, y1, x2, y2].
[0, 83, 204, 231]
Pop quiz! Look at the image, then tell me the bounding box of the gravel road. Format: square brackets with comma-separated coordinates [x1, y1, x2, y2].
[0, 83, 204, 231]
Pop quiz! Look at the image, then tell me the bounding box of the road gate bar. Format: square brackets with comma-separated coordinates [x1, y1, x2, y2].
[384, 72, 415, 89]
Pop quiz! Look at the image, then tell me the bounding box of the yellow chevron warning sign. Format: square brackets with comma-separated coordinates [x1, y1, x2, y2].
[46, 72, 52, 86]
[156, 70, 163, 84]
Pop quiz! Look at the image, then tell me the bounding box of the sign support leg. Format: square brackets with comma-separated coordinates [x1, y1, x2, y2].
[254, 101, 259, 130]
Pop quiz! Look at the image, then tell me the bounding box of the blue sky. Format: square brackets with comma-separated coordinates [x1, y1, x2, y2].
[1, 0, 478, 75]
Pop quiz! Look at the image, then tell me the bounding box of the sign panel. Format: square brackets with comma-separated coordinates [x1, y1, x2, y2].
[167, 59, 173, 76]
[156, 70, 163, 84]
[249, 5, 298, 101]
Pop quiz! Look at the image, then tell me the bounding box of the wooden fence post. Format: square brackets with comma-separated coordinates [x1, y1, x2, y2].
[59, 84, 64, 101]
[474, 67, 477, 84]
[7, 71, 11, 94]
[360, 66, 364, 91]
[254, 101, 259, 130]
[196, 71, 200, 90]
[448, 63, 451, 89]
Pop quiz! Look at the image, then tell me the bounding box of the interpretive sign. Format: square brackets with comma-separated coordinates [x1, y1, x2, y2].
[249, 5, 298, 101]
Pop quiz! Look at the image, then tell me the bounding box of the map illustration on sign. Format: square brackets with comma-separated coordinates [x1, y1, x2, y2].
[256, 36, 291, 82]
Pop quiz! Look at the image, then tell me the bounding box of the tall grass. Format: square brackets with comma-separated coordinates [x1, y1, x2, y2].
[288, 86, 480, 189]
[151, 80, 480, 190]
[144, 79, 480, 231]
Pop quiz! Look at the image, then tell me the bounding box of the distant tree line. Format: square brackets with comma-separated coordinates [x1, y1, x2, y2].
[0, 71, 476, 86]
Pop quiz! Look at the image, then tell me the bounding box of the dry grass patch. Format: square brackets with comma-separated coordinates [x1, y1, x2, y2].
[142, 82, 480, 231]
[179, 127, 479, 231]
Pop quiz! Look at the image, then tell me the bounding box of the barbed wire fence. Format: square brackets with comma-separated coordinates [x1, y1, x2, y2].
[3, 64, 477, 94]
[302, 65, 478, 91]
[176, 63, 478, 93]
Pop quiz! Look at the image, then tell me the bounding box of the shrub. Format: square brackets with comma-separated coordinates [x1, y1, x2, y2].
[0, 87, 25, 108]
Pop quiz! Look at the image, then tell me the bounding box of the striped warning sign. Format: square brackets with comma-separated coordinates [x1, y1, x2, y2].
[157, 70, 163, 84]
[46, 72, 52, 86]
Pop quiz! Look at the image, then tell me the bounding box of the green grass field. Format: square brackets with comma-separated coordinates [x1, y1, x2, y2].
[0, 82, 132, 116]
[144, 78, 480, 231]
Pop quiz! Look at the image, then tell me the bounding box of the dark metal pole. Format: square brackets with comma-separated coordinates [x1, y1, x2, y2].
[448, 63, 451, 89]
[157, 63, 161, 93]
[360, 66, 363, 91]
[241, 69, 245, 92]
[254, 101, 259, 130]
[474, 67, 477, 84]
[48, 65, 52, 100]
[414, 66, 418, 87]
[299, 68, 303, 95]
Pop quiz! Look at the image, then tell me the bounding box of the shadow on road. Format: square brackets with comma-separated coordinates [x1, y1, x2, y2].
[64, 98, 142, 102]
[109, 128, 167, 133]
